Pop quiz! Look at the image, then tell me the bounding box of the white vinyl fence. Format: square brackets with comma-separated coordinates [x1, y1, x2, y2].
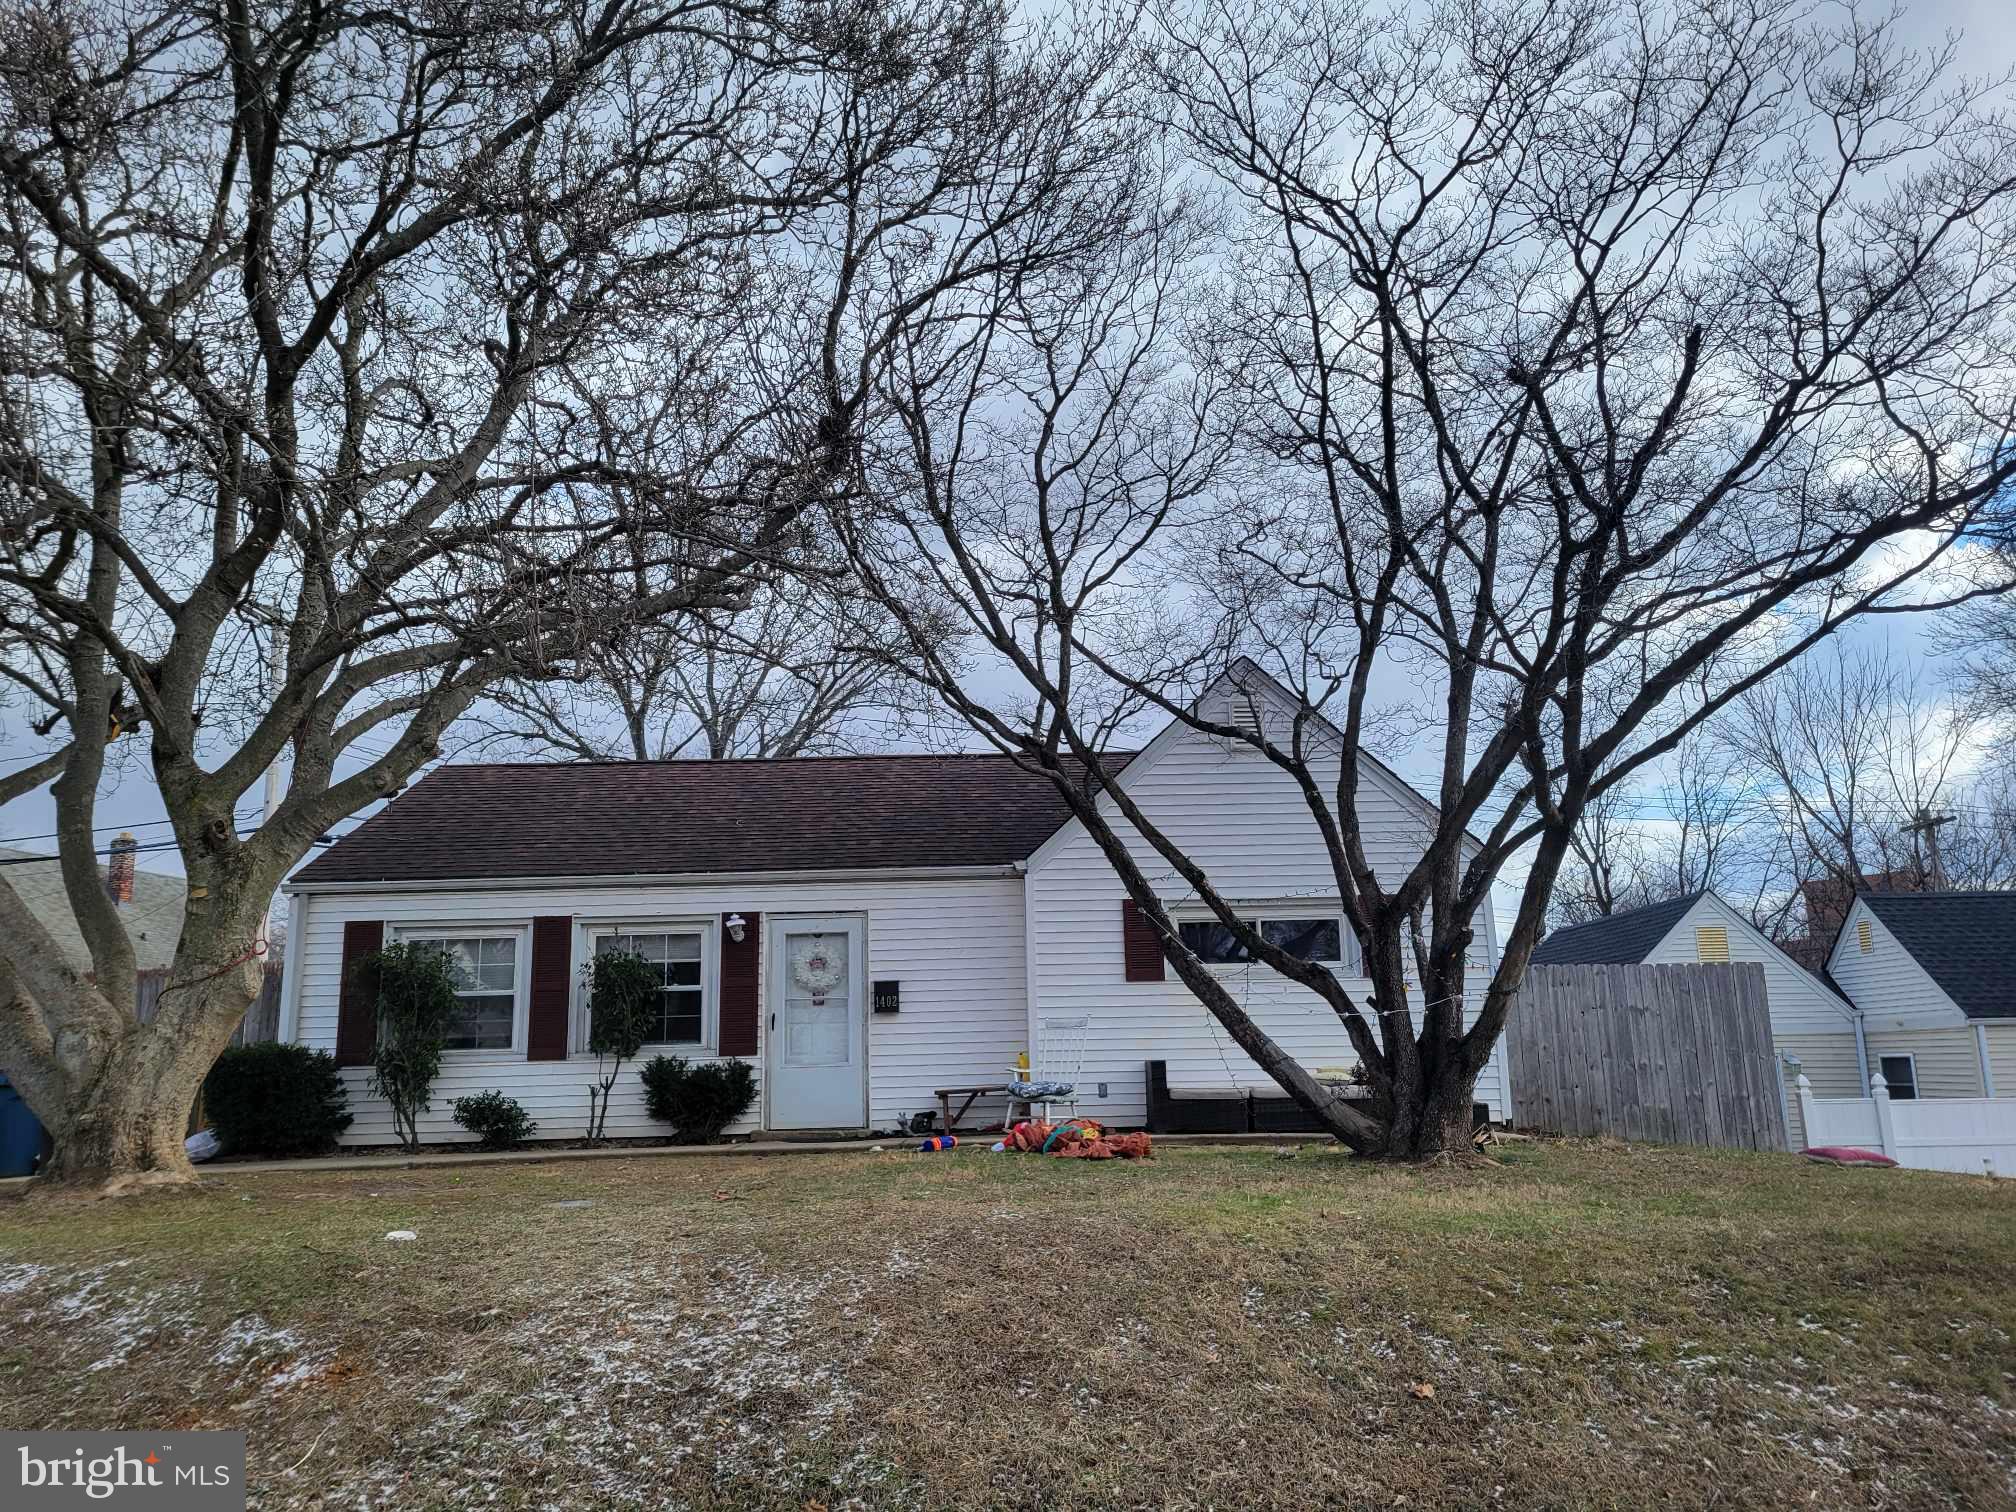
[1796, 1073, 2016, 1178]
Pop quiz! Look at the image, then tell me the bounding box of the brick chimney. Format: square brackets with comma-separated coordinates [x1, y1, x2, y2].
[105, 832, 137, 906]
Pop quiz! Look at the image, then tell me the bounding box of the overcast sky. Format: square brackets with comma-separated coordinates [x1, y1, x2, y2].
[3, 0, 2013, 885]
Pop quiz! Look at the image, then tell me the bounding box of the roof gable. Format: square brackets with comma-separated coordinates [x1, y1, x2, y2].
[1851, 891, 2016, 1020]
[1531, 892, 1708, 965]
[1025, 658, 1476, 874]
[291, 752, 1131, 888]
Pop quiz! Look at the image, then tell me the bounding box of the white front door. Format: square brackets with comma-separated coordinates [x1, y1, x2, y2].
[765, 916, 867, 1130]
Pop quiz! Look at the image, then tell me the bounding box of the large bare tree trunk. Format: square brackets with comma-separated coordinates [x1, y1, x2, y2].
[8, 909, 266, 1192]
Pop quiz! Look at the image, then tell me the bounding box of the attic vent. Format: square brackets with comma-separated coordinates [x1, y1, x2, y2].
[1226, 690, 1264, 741]
[1857, 917, 1873, 953]
[1694, 925, 1729, 963]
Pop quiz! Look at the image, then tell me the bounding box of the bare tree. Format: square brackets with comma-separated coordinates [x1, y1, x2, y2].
[464, 577, 926, 760]
[1550, 783, 1653, 927]
[1720, 645, 1988, 906]
[1552, 730, 1763, 928]
[837, 0, 2016, 1157]
[0, 0, 1131, 1187]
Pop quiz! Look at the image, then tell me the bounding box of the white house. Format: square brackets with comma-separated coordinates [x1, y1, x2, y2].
[1826, 891, 2015, 1107]
[276, 669, 1508, 1146]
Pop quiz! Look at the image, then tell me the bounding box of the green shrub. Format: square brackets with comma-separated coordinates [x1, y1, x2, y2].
[451, 1090, 538, 1150]
[639, 1055, 756, 1143]
[360, 941, 462, 1151]
[204, 1042, 353, 1156]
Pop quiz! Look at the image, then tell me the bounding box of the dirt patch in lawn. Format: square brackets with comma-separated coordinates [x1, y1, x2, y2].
[3, 1141, 2013, 1509]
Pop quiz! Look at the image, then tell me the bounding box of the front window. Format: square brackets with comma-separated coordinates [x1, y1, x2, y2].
[432, 936, 518, 1051]
[1180, 916, 1346, 966]
[596, 930, 705, 1043]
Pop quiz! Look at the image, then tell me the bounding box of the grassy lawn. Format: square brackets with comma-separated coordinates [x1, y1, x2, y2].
[3, 1140, 2013, 1510]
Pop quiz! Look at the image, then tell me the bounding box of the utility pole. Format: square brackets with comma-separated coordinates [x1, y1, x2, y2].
[1902, 806, 1956, 891]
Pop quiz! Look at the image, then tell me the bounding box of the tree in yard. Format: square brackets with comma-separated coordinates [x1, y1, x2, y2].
[0, 0, 1130, 1186]
[582, 948, 658, 1142]
[363, 943, 461, 1155]
[1549, 730, 1760, 929]
[836, 0, 2016, 1157]
[464, 576, 925, 761]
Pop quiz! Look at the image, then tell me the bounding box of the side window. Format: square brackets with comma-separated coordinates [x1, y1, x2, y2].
[1178, 920, 1254, 963]
[1878, 1054, 1918, 1100]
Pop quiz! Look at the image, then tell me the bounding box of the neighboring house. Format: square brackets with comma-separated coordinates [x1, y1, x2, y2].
[1531, 887, 2016, 1149]
[277, 665, 1509, 1146]
[1531, 889, 1859, 1147]
[1827, 891, 2015, 1107]
[0, 835, 187, 975]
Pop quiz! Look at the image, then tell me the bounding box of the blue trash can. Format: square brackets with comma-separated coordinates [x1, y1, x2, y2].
[0, 1072, 48, 1177]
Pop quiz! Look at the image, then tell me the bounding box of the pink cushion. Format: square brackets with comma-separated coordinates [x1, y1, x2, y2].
[1802, 1145, 1898, 1167]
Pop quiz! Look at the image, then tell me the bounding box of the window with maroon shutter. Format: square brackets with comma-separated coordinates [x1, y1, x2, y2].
[334, 920, 385, 1066]
[1121, 900, 1165, 982]
[526, 916, 573, 1060]
[718, 912, 761, 1056]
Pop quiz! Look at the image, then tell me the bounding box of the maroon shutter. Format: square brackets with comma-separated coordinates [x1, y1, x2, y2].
[718, 912, 761, 1056]
[1122, 900, 1165, 982]
[334, 920, 385, 1066]
[527, 915, 573, 1061]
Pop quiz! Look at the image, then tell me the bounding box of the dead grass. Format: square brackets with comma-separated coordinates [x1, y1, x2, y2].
[3, 1139, 2014, 1509]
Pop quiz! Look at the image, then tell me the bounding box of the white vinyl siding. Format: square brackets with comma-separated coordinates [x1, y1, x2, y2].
[1826, 901, 1969, 1032]
[292, 875, 1027, 1145]
[1777, 1031, 1865, 1148]
[1025, 707, 1507, 1126]
[1986, 1024, 2016, 1099]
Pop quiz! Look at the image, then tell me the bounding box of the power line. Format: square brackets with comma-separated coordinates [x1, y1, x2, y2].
[0, 810, 260, 847]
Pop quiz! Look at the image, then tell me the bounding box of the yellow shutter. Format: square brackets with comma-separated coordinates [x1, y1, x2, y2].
[1857, 917, 1873, 953]
[1695, 925, 1730, 962]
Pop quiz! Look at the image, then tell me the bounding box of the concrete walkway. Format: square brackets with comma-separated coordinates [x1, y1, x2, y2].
[0, 1130, 1329, 1189]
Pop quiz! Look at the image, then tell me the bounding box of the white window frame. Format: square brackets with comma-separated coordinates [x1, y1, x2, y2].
[1878, 1051, 1920, 1101]
[577, 918, 720, 1053]
[390, 923, 533, 1057]
[1176, 904, 1360, 974]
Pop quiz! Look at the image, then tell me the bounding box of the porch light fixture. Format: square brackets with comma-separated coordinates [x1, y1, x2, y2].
[725, 914, 747, 942]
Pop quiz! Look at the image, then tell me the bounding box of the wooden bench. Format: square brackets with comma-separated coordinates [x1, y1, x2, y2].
[933, 1084, 1010, 1134]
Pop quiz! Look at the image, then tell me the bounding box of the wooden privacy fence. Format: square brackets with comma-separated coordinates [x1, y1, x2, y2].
[135, 962, 283, 1046]
[1504, 962, 1787, 1152]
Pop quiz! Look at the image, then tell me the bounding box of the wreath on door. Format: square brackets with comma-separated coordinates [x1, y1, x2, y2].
[790, 936, 845, 995]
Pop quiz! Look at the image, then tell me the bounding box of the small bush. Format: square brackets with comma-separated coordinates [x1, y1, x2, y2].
[451, 1090, 538, 1150]
[204, 1042, 353, 1157]
[640, 1055, 756, 1143]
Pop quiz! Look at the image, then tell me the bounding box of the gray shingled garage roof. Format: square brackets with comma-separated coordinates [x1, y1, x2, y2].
[1858, 891, 2016, 1020]
[1530, 892, 1708, 965]
[291, 753, 1132, 886]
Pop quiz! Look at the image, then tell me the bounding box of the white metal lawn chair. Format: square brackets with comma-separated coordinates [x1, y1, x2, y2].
[1005, 1015, 1090, 1127]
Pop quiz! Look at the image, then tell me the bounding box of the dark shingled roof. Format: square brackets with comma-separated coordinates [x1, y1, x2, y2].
[1530, 891, 1709, 966]
[1857, 891, 2016, 1020]
[292, 753, 1134, 886]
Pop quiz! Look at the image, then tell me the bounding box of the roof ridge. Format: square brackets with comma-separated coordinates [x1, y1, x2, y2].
[432, 749, 1138, 772]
